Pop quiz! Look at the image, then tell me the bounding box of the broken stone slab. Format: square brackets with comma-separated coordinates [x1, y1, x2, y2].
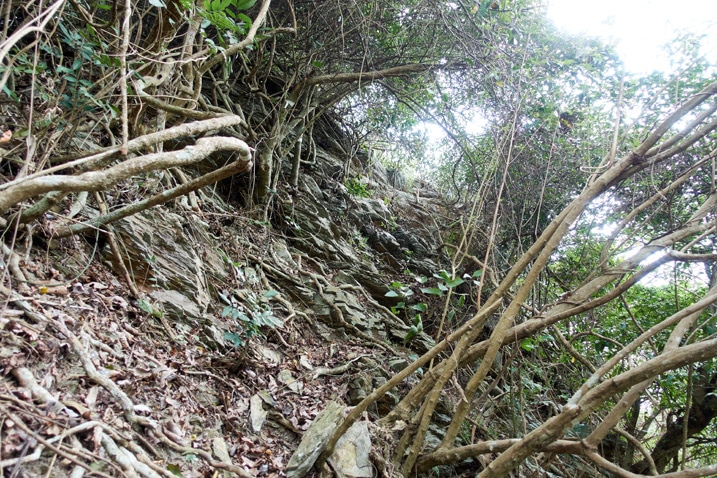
[113, 209, 225, 309]
[295, 234, 341, 261]
[278, 369, 303, 393]
[348, 196, 392, 223]
[389, 324, 435, 354]
[364, 228, 402, 256]
[328, 421, 372, 478]
[407, 257, 441, 276]
[392, 227, 431, 256]
[313, 286, 367, 327]
[249, 394, 268, 433]
[388, 358, 409, 373]
[257, 344, 283, 364]
[348, 375, 371, 405]
[299, 175, 326, 201]
[150, 289, 202, 320]
[286, 401, 344, 478]
[212, 437, 231, 463]
[272, 241, 298, 269]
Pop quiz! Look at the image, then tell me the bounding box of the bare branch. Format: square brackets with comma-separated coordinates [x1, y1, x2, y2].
[0, 137, 251, 214]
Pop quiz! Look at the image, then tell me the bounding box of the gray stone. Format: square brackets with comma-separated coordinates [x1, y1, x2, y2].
[278, 369, 303, 393]
[389, 326, 435, 354]
[249, 394, 268, 433]
[328, 421, 372, 478]
[392, 227, 430, 256]
[313, 286, 368, 328]
[212, 437, 231, 463]
[113, 209, 225, 309]
[150, 289, 202, 319]
[286, 402, 344, 478]
[388, 358, 409, 373]
[348, 375, 371, 405]
[258, 345, 283, 364]
[299, 175, 325, 200]
[271, 241, 298, 269]
[366, 229, 402, 256]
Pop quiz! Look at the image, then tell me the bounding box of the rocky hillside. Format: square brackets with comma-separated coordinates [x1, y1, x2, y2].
[0, 130, 472, 477]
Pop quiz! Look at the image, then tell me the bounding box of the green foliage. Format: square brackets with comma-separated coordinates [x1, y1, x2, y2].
[421, 270, 466, 296]
[151, 0, 256, 49]
[385, 279, 426, 342]
[344, 177, 372, 198]
[198, 0, 255, 46]
[387, 269, 481, 343]
[137, 299, 163, 319]
[222, 289, 283, 348]
[166, 463, 182, 476]
[404, 314, 423, 344]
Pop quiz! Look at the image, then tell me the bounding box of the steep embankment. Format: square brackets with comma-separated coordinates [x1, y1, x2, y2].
[0, 138, 462, 477]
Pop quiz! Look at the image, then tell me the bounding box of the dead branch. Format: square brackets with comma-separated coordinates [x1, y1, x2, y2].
[52, 155, 253, 238]
[0, 136, 251, 215]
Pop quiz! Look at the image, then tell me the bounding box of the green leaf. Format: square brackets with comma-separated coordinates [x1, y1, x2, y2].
[138, 299, 153, 314]
[444, 277, 465, 288]
[183, 453, 199, 463]
[233, 0, 257, 9]
[572, 423, 590, 439]
[447, 310, 455, 323]
[166, 463, 182, 477]
[411, 303, 428, 312]
[421, 287, 444, 296]
[1, 84, 19, 101]
[404, 326, 418, 343]
[224, 331, 245, 348]
[148, 0, 167, 7]
[235, 12, 252, 30]
[434, 270, 451, 281]
[263, 289, 279, 299]
[385, 290, 400, 297]
[256, 311, 283, 328]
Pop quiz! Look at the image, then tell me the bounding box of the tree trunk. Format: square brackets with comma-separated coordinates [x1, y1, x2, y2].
[632, 371, 717, 474]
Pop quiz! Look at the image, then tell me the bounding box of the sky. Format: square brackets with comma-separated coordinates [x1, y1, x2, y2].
[546, 1, 716, 286]
[546, 0, 717, 75]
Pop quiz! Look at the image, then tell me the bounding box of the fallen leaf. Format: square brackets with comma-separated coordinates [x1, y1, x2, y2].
[84, 386, 99, 408]
[63, 399, 91, 418]
[133, 404, 153, 415]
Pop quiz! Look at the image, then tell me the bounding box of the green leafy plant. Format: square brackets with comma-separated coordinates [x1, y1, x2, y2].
[385, 279, 429, 343]
[421, 270, 466, 296]
[404, 314, 423, 344]
[345, 177, 372, 198]
[137, 299, 163, 319]
[199, 0, 256, 46]
[221, 289, 283, 347]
